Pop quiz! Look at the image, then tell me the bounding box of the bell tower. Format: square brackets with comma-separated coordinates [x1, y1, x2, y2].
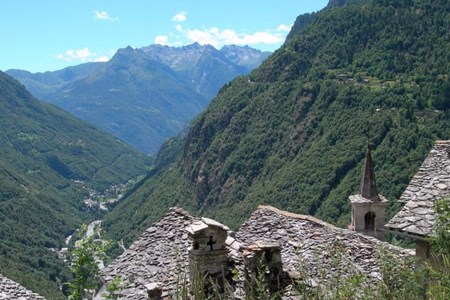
[349, 143, 388, 240]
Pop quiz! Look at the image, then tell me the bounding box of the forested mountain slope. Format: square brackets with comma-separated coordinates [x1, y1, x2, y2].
[103, 0, 450, 247]
[0, 71, 150, 299]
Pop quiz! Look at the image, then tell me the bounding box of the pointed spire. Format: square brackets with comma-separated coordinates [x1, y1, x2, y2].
[359, 142, 380, 201]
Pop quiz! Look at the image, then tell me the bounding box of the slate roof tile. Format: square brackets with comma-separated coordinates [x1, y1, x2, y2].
[0, 273, 46, 300]
[386, 141, 450, 238]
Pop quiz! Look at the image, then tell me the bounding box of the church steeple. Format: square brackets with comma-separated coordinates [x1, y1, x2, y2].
[359, 144, 379, 201]
[349, 142, 388, 241]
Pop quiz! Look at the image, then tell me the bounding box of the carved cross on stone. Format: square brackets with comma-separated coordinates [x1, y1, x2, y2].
[207, 236, 216, 251]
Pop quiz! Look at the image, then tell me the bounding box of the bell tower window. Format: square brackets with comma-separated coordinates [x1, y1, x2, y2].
[364, 211, 375, 230]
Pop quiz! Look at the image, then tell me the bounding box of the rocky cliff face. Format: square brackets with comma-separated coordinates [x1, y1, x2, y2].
[220, 45, 271, 72]
[142, 43, 270, 99]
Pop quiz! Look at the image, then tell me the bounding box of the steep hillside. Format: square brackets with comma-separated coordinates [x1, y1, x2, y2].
[0, 71, 150, 299]
[104, 0, 450, 246]
[8, 44, 269, 154]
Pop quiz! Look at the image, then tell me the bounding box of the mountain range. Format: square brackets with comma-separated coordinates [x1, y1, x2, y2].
[3, 0, 450, 298]
[0, 71, 150, 299]
[102, 0, 450, 248]
[7, 44, 270, 154]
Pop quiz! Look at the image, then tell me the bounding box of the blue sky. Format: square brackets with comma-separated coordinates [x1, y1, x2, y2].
[0, 1, 328, 73]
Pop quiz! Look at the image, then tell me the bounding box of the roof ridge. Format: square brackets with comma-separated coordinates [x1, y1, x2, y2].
[435, 140, 450, 144]
[256, 205, 338, 229]
[168, 206, 193, 216]
[150, 207, 197, 228]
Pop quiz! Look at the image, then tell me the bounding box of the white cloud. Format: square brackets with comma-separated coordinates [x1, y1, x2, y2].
[55, 47, 110, 62]
[181, 27, 285, 48]
[172, 12, 187, 22]
[94, 56, 109, 62]
[65, 48, 94, 61]
[277, 24, 292, 32]
[94, 10, 118, 21]
[155, 17, 288, 50]
[155, 35, 169, 45]
[175, 24, 183, 32]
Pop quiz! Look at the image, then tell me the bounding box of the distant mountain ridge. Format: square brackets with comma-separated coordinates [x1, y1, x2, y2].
[6, 62, 101, 100]
[7, 44, 271, 154]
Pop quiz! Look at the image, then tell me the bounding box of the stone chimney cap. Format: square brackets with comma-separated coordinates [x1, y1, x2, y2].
[201, 217, 230, 231]
[185, 217, 230, 235]
[186, 221, 208, 235]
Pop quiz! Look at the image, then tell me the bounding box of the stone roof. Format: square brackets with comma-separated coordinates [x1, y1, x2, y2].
[359, 144, 381, 201]
[0, 273, 46, 300]
[100, 205, 412, 299]
[386, 140, 450, 238]
[100, 207, 197, 299]
[236, 206, 409, 286]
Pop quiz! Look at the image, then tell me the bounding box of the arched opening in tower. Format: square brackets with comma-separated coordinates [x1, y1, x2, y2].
[364, 211, 376, 230]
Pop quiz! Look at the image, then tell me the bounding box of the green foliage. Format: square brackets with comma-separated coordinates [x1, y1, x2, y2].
[104, 276, 126, 300]
[431, 197, 450, 258]
[244, 255, 282, 300]
[425, 256, 450, 299]
[68, 225, 110, 300]
[375, 247, 425, 299]
[433, 81, 450, 111]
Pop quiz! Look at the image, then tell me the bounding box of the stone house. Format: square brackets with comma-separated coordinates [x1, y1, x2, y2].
[99, 205, 411, 299]
[386, 140, 450, 259]
[0, 273, 45, 300]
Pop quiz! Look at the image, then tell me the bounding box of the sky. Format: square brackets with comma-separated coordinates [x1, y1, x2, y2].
[0, 1, 329, 73]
